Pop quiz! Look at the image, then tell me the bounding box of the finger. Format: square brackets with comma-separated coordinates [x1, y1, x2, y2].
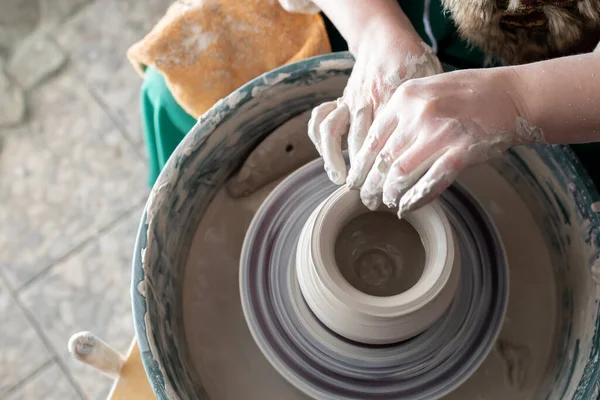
[348, 105, 373, 166]
[321, 102, 350, 184]
[397, 148, 467, 218]
[346, 115, 398, 189]
[359, 129, 413, 210]
[308, 101, 337, 155]
[381, 138, 447, 208]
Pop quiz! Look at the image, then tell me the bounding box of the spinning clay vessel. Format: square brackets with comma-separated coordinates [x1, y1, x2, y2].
[132, 53, 600, 400]
[294, 185, 461, 345]
[240, 160, 506, 399]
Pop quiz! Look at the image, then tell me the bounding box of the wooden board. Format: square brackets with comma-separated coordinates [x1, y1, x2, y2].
[109, 340, 155, 399]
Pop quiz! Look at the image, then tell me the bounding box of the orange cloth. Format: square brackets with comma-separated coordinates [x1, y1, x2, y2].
[127, 0, 331, 118]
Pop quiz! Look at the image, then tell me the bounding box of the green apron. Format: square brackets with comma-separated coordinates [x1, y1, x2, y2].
[140, 67, 197, 186]
[140, 0, 598, 187]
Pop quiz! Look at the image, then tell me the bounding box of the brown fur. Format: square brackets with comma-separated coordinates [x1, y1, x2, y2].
[440, 0, 600, 65]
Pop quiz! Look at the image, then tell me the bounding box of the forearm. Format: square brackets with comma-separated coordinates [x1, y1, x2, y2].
[510, 52, 600, 144]
[309, 0, 421, 54]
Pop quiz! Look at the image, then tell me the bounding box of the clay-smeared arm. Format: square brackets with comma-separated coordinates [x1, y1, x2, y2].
[307, 0, 419, 54]
[511, 52, 600, 145]
[279, 0, 416, 53]
[346, 51, 600, 217]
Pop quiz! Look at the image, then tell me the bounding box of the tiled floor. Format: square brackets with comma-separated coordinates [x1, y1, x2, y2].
[0, 0, 171, 398]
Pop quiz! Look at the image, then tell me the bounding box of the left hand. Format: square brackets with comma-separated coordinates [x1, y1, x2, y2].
[307, 24, 442, 186]
[348, 67, 543, 216]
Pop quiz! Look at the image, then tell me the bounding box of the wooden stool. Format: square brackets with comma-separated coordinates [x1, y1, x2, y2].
[68, 332, 154, 399]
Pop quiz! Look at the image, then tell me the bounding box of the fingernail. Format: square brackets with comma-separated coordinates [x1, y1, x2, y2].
[382, 187, 400, 209]
[398, 188, 418, 217]
[396, 208, 404, 219]
[397, 202, 412, 219]
[384, 186, 413, 209]
[361, 193, 381, 211]
[327, 170, 339, 184]
[346, 169, 359, 188]
[398, 178, 437, 216]
[347, 168, 367, 189]
[397, 203, 411, 219]
[326, 167, 345, 185]
[375, 154, 390, 173]
[364, 197, 381, 211]
[397, 198, 414, 218]
[384, 175, 414, 210]
[382, 186, 400, 209]
[383, 195, 396, 209]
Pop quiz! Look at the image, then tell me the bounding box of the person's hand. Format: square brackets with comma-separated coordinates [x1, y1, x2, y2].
[308, 22, 442, 185]
[348, 67, 544, 216]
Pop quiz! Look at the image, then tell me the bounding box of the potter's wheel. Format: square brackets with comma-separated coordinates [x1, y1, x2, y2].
[239, 159, 508, 399]
[134, 55, 600, 400]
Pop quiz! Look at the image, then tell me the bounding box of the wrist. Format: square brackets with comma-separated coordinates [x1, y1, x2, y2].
[510, 54, 600, 144]
[495, 66, 542, 145]
[351, 16, 422, 56]
[313, 0, 419, 55]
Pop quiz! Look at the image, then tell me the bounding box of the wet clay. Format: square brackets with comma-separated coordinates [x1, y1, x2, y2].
[226, 109, 318, 198]
[334, 212, 425, 297]
[444, 164, 558, 400]
[182, 162, 558, 400]
[292, 184, 459, 348]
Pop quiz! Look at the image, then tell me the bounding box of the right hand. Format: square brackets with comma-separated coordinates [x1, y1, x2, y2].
[308, 22, 443, 187]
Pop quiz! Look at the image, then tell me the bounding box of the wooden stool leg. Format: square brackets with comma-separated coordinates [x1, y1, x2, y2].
[68, 331, 125, 378]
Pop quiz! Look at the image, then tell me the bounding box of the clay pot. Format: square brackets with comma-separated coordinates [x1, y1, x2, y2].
[297, 185, 460, 344]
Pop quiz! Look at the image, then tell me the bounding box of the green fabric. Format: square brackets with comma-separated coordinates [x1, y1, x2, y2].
[399, 0, 486, 69]
[323, 0, 487, 67]
[141, 67, 197, 186]
[139, 1, 599, 187]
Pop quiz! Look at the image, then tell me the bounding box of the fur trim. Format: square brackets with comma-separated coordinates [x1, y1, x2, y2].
[579, 0, 600, 20]
[441, 0, 600, 65]
[545, 6, 583, 50]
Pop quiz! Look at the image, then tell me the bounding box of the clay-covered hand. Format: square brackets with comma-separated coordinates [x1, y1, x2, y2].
[308, 26, 442, 185]
[349, 67, 544, 216]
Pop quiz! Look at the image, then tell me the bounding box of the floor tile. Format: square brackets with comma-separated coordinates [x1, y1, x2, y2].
[38, 0, 94, 29]
[20, 208, 143, 399]
[0, 0, 39, 52]
[0, 66, 148, 287]
[0, 281, 51, 396]
[7, 33, 67, 89]
[54, 0, 173, 145]
[5, 362, 81, 400]
[0, 65, 26, 128]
